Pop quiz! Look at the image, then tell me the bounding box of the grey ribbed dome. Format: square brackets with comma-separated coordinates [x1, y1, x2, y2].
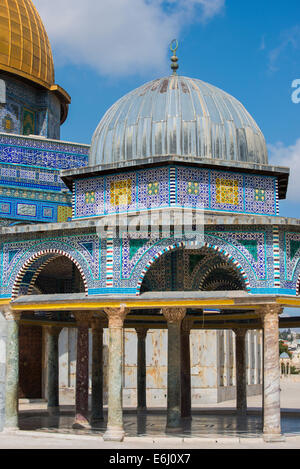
[89, 75, 268, 166]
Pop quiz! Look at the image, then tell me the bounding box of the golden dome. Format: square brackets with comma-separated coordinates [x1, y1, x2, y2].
[0, 0, 54, 89]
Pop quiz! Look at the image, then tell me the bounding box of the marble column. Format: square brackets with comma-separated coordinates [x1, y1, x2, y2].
[260, 305, 283, 441]
[46, 326, 62, 415]
[103, 305, 129, 442]
[181, 317, 193, 420]
[234, 328, 248, 417]
[4, 310, 21, 431]
[0, 312, 7, 432]
[73, 313, 90, 429]
[91, 318, 104, 423]
[162, 307, 186, 431]
[135, 327, 148, 413]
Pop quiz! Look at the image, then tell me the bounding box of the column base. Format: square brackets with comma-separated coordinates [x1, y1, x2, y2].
[72, 416, 90, 430]
[181, 415, 192, 421]
[165, 424, 182, 434]
[47, 406, 60, 416]
[137, 406, 147, 414]
[91, 414, 104, 421]
[2, 426, 19, 433]
[263, 432, 285, 443]
[103, 426, 125, 442]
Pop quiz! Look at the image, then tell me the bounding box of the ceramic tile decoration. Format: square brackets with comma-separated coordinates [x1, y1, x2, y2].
[73, 165, 277, 219]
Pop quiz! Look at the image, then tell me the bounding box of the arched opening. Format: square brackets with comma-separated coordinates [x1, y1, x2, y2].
[140, 246, 247, 293]
[12, 251, 88, 299]
[16, 254, 86, 400]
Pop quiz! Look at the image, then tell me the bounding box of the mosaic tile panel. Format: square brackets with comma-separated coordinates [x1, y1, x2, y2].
[204, 227, 274, 289]
[205, 231, 266, 280]
[0, 134, 89, 170]
[106, 172, 136, 214]
[137, 167, 169, 210]
[210, 170, 244, 212]
[0, 163, 63, 191]
[75, 177, 105, 218]
[176, 166, 209, 209]
[244, 175, 277, 215]
[0, 186, 71, 205]
[1, 234, 102, 296]
[0, 196, 72, 223]
[121, 235, 158, 280]
[283, 232, 300, 282]
[57, 206, 72, 222]
[73, 165, 277, 220]
[0, 224, 293, 297]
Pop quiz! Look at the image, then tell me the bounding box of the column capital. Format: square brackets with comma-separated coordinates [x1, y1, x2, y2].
[181, 316, 194, 334]
[258, 304, 283, 319]
[74, 312, 91, 327]
[104, 304, 129, 328]
[45, 326, 62, 337]
[162, 307, 186, 324]
[2, 307, 21, 321]
[233, 328, 248, 338]
[91, 317, 106, 331]
[135, 327, 148, 339]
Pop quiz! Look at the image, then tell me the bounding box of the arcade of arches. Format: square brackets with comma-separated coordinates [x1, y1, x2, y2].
[2, 246, 293, 441]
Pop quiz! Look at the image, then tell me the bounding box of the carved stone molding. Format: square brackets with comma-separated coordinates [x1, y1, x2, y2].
[2, 307, 21, 321]
[258, 305, 283, 324]
[104, 304, 129, 328]
[233, 328, 248, 338]
[135, 327, 148, 339]
[161, 307, 186, 324]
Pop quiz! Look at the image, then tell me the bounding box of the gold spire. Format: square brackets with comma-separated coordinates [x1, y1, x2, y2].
[170, 39, 179, 75]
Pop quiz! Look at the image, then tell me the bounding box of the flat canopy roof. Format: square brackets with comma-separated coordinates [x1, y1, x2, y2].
[1, 211, 300, 237]
[7, 291, 300, 330]
[7, 291, 300, 312]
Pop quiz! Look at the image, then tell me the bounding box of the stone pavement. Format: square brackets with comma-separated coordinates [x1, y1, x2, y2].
[1, 378, 300, 449]
[1, 431, 300, 449]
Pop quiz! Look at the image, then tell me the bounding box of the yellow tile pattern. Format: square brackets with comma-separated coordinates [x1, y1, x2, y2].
[216, 178, 239, 205]
[0, 0, 54, 88]
[110, 179, 132, 206]
[57, 206, 72, 222]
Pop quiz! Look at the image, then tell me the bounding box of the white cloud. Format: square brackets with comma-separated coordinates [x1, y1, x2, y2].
[268, 139, 300, 201]
[34, 0, 225, 77]
[268, 26, 300, 72]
